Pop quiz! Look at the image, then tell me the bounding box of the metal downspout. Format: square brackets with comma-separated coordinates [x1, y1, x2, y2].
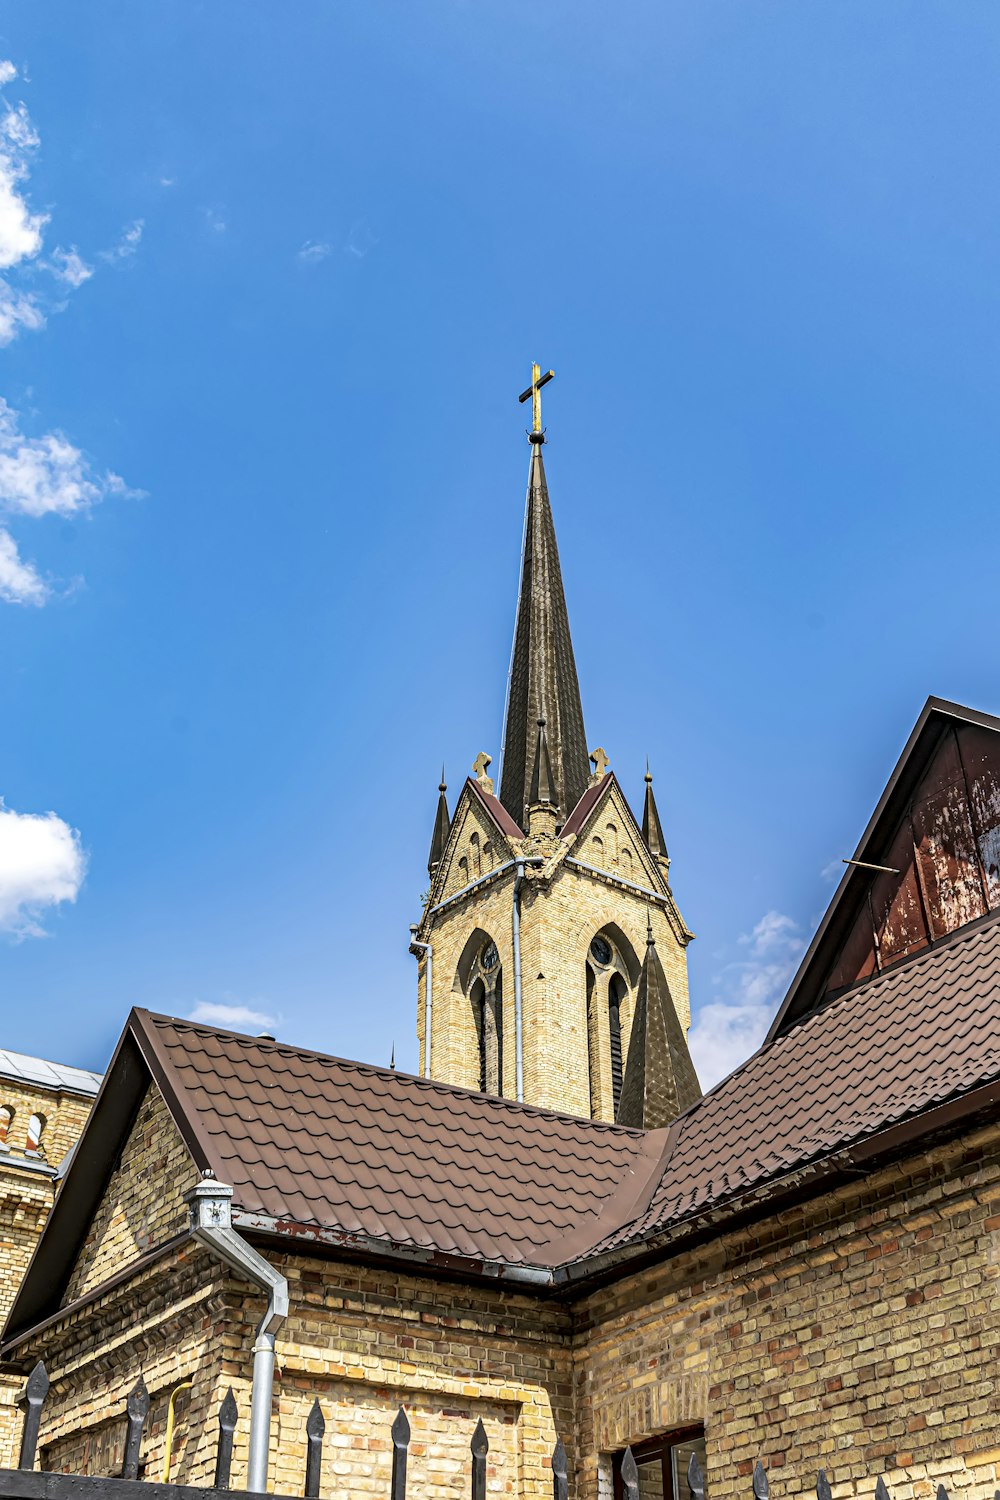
[513, 859, 525, 1102]
[186, 1173, 289, 1493]
[409, 929, 434, 1078]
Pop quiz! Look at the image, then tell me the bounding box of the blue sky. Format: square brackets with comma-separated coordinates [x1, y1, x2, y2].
[1, 2, 999, 1087]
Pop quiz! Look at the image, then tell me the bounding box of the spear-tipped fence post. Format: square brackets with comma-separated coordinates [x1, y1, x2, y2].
[215, 1389, 238, 1491]
[935, 1488, 949, 1500]
[753, 1462, 768, 1500]
[471, 1418, 489, 1500]
[621, 1448, 639, 1500]
[875, 1480, 891, 1500]
[304, 1398, 325, 1499]
[17, 1361, 49, 1471]
[552, 1439, 568, 1500]
[391, 1407, 410, 1500]
[817, 1472, 832, 1500]
[688, 1450, 705, 1500]
[121, 1375, 150, 1481]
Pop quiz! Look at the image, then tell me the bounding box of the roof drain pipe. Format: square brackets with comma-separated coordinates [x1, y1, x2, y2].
[513, 859, 526, 1102]
[409, 928, 433, 1078]
[187, 1172, 289, 1494]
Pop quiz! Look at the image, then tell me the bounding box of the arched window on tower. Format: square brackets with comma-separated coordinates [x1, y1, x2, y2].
[0, 1106, 13, 1152]
[457, 933, 504, 1097]
[586, 928, 640, 1121]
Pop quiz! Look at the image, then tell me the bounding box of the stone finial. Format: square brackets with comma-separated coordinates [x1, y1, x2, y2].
[589, 746, 610, 785]
[472, 752, 495, 796]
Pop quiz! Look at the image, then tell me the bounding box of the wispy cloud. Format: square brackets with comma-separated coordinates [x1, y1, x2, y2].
[0, 398, 139, 604]
[0, 799, 86, 937]
[188, 1002, 279, 1034]
[204, 207, 227, 235]
[99, 219, 143, 264]
[345, 217, 377, 259]
[297, 239, 331, 265]
[689, 910, 806, 1089]
[47, 246, 93, 288]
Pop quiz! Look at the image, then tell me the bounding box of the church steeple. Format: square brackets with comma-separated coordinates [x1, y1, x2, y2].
[499, 426, 589, 828]
[616, 923, 701, 1129]
[427, 771, 450, 876]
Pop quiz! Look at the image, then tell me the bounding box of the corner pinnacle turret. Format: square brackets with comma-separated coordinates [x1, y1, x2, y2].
[499, 368, 589, 828]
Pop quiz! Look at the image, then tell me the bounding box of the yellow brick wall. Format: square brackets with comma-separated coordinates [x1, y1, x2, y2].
[63, 1084, 192, 1304]
[573, 1120, 1000, 1500]
[0, 1077, 95, 1466]
[22, 1078, 1000, 1500]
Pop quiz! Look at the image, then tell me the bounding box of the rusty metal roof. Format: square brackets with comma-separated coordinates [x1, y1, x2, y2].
[768, 696, 1000, 1042]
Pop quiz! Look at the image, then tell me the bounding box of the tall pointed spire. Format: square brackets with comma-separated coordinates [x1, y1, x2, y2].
[499, 440, 589, 828]
[427, 770, 450, 876]
[642, 763, 669, 866]
[616, 921, 701, 1129]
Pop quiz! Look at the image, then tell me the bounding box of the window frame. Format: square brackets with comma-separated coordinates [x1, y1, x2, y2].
[611, 1425, 705, 1500]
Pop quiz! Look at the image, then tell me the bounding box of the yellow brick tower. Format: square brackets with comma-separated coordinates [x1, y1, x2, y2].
[411, 370, 698, 1123]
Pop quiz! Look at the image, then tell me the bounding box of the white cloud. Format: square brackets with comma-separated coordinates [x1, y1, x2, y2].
[0, 398, 133, 517]
[689, 910, 806, 1090]
[0, 279, 43, 344]
[48, 246, 92, 288]
[298, 240, 331, 264]
[0, 399, 139, 606]
[0, 62, 17, 88]
[99, 219, 143, 263]
[203, 207, 227, 235]
[0, 800, 86, 937]
[188, 1002, 279, 1034]
[0, 527, 45, 603]
[0, 97, 46, 270]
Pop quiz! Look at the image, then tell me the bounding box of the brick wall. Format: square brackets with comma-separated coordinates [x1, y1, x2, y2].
[573, 1120, 1000, 1500]
[17, 1080, 1000, 1500]
[64, 1085, 191, 1304]
[0, 1078, 95, 1466]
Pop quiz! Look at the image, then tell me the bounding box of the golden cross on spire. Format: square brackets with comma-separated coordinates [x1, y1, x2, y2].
[518, 362, 555, 436]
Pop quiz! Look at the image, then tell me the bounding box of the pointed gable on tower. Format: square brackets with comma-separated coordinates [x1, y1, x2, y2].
[617, 927, 701, 1129]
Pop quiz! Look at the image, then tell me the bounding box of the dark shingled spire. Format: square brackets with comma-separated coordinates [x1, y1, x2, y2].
[427, 770, 450, 875]
[528, 717, 557, 808]
[500, 444, 589, 828]
[642, 764, 669, 864]
[616, 922, 701, 1129]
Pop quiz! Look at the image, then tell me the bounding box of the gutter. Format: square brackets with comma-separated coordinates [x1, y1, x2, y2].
[513, 860, 526, 1102]
[408, 931, 433, 1078]
[563, 858, 672, 907]
[187, 1174, 288, 1492]
[426, 861, 517, 919]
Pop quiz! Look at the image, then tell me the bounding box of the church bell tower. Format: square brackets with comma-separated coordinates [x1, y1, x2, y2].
[411, 368, 700, 1125]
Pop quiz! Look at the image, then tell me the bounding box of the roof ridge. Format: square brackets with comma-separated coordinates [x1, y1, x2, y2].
[137, 1010, 648, 1135]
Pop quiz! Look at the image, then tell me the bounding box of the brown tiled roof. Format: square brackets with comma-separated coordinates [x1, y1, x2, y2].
[582, 909, 1000, 1262]
[559, 774, 612, 839]
[134, 1011, 664, 1269]
[466, 778, 524, 841]
[8, 910, 1000, 1348]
